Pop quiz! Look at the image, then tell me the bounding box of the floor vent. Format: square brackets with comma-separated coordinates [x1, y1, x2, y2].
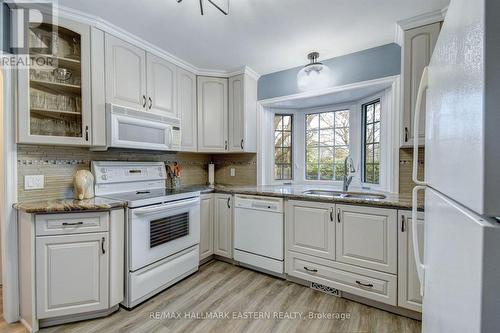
[311, 282, 342, 297]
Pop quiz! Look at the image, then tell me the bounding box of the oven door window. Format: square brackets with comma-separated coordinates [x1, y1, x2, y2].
[150, 212, 189, 248]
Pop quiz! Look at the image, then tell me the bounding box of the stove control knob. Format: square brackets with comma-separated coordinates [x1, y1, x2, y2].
[101, 175, 108, 180]
[101, 168, 107, 173]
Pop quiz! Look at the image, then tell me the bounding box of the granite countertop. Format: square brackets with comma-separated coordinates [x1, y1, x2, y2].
[14, 197, 127, 214]
[212, 184, 423, 211]
[14, 184, 423, 214]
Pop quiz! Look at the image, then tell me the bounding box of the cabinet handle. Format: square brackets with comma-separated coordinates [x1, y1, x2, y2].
[225, 140, 228, 150]
[240, 139, 244, 149]
[142, 95, 147, 108]
[329, 208, 334, 222]
[148, 97, 152, 110]
[304, 266, 318, 273]
[404, 127, 408, 142]
[401, 215, 406, 232]
[227, 197, 231, 209]
[337, 208, 341, 223]
[356, 280, 374, 288]
[101, 237, 106, 254]
[85, 126, 89, 141]
[62, 221, 84, 226]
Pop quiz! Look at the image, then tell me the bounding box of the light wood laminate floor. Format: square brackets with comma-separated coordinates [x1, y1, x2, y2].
[2, 260, 421, 333]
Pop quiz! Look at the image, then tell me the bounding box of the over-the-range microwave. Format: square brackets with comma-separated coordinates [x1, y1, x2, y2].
[92, 103, 181, 151]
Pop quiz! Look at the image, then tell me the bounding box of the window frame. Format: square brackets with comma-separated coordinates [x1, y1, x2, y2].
[361, 99, 381, 184]
[272, 113, 294, 182]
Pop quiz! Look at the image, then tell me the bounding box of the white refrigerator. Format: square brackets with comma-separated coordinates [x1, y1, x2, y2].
[411, 0, 500, 332]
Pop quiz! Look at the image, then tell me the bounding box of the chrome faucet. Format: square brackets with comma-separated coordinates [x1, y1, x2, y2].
[343, 155, 356, 192]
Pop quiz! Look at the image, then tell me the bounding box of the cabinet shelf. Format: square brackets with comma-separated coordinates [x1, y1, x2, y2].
[31, 108, 81, 116]
[31, 80, 81, 95]
[30, 54, 81, 72]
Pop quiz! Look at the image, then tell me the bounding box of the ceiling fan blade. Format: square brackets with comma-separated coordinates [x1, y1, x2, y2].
[207, 0, 228, 15]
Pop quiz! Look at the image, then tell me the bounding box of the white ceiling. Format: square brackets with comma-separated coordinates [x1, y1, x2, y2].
[58, 0, 449, 75]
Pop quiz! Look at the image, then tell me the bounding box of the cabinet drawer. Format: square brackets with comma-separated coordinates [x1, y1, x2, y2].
[36, 212, 109, 236]
[287, 251, 396, 306]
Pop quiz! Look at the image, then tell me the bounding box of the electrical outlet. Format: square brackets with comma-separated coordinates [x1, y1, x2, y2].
[24, 175, 44, 190]
[230, 168, 236, 177]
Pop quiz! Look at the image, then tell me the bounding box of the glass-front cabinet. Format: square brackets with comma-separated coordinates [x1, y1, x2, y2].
[18, 17, 91, 146]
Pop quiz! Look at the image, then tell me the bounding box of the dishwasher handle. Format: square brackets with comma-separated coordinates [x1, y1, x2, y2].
[234, 195, 283, 213]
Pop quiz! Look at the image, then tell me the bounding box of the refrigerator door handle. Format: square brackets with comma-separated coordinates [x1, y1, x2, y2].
[412, 66, 429, 186]
[412, 185, 426, 297]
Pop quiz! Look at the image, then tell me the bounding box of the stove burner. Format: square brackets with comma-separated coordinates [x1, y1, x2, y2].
[136, 191, 151, 194]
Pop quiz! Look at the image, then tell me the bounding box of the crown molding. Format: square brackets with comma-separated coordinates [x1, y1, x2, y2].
[49, 3, 260, 78]
[396, 8, 446, 31]
[394, 7, 447, 46]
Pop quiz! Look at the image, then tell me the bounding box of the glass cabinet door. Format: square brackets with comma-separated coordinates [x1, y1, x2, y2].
[18, 17, 91, 145]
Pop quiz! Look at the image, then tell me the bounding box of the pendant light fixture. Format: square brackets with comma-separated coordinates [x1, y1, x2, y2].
[177, 0, 229, 16]
[297, 52, 331, 92]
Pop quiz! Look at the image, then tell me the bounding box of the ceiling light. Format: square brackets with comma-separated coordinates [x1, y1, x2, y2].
[177, 0, 229, 16]
[297, 52, 331, 92]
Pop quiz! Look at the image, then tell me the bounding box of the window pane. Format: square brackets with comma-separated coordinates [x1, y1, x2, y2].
[275, 148, 284, 163]
[374, 102, 381, 122]
[282, 132, 292, 147]
[373, 143, 380, 163]
[306, 130, 319, 146]
[335, 128, 349, 146]
[274, 131, 283, 147]
[306, 114, 319, 130]
[274, 166, 282, 180]
[335, 146, 349, 164]
[335, 110, 350, 128]
[274, 116, 282, 131]
[282, 166, 292, 180]
[282, 147, 292, 164]
[374, 122, 380, 143]
[320, 164, 334, 180]
[282, 115, 292, 130]
[365, 144, 374, 163]
[334, 163, 345, 181]
[320, 147, 334, 165]
[320, 113, 334, 128]
[366, 105, 374, 123]
[366, 123, 374, 143]
[365, 164, 374, 183]
[306, 163, 318, 180]
[319, 129, 334, 146]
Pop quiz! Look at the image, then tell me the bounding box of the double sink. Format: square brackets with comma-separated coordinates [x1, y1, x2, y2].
[302, 189, 386, 200]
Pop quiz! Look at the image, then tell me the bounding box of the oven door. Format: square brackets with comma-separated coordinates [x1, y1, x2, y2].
[129, 197, 200, 271]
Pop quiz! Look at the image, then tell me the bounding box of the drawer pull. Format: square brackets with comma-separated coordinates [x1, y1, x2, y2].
[62, 221, 84, 226]
[303, 266, 318, 273]
[356, 280, 374, 288]
[101, 237, 106, 254]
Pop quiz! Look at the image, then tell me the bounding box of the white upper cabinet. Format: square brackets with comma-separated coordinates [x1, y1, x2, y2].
[228, 74, 257, 152]
[105, 34, 147, 110]
[17, 17, 92, 146]
[177, 67, 198, 152]
[197, 76, 229, 152]
[401, 22, 440, 147]
[147, 53, 176, 116]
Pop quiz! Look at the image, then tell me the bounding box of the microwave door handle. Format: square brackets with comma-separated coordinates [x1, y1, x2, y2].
[133, 197, 199, 215]
[413, 66, 429, 186]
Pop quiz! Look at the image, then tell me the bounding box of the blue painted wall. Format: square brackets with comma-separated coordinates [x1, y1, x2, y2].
[258, 43, 401, 100]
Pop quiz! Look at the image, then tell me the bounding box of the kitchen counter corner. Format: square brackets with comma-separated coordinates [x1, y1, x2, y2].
[14, 197, 127, 214]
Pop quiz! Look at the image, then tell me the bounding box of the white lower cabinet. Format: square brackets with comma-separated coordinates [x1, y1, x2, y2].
[335, 204, 397, 274]
[18, 209, 125, 332]
[213, 194, 233, 258]
[286, 200, 335, 260]
[199, 194, 214, 260]
[398, 210, 425, 312]
[36, 233, 109, 319]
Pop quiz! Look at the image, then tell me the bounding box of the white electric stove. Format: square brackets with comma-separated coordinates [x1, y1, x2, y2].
[92, 161, 201, 308]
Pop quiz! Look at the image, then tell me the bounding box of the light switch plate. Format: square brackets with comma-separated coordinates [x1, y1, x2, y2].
[230, 168, 235, 177]
[24, 175, 44, 190]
